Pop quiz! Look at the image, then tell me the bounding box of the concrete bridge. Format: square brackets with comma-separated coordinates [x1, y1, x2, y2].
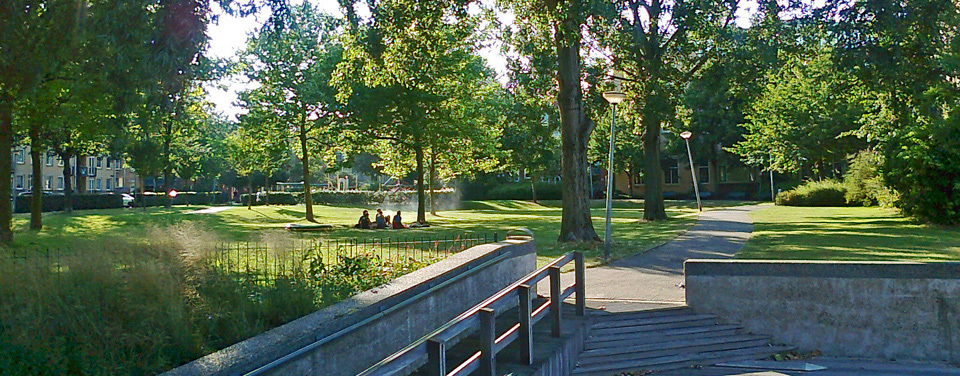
[164, 205, 960, 376]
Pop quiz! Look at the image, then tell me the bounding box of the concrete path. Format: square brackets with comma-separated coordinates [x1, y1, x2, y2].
[186, 206, 236, 214]
[572, 204, 766, 312]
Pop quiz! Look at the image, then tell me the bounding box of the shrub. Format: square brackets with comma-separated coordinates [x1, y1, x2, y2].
[0, 223, 427, 375]
[238, 192, 298, 206]
[13, 193, 123, 213]
[844, 150, 898, 207]
[135, 191, 231, 207]
[776, 180, 850, 207]
[465, 182, 562, 201]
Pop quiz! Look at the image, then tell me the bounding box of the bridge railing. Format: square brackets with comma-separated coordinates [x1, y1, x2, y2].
[358, 251, 586, 376]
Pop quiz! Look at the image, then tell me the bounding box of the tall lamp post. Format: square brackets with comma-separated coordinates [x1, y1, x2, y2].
[679, 131, 702, 212]
[602, 78, 627, 260]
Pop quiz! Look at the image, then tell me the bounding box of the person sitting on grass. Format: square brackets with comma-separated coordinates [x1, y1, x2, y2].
[392, 211, 407, 229]
[355, 210, 371, 229]
[375, 209, 387, 229]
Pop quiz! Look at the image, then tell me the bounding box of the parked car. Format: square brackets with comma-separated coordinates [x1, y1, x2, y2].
[121, 193, 135, 207]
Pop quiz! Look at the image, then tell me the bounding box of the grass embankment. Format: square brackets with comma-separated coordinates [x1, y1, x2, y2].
[738, 205, 960, 261]
[5, 199, 727, 266]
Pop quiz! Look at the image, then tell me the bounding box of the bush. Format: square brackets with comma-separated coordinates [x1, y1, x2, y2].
[135, 191, 232, 207]
[844, 150, 898, 207]
[13, 193, 123, 213]
[776, 180, 851, 207]
[464, 182, 562, 201]
[238, 192, 298, 206]
[0, 223, 426, 375]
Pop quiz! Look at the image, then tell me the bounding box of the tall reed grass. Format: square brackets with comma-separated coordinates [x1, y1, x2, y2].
[0, 223, 427, 375]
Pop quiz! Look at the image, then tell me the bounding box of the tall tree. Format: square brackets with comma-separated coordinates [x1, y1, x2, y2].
[0, 0, 80, 242]
[239, 2, 342, 222]
[504, 0, 601, 242]
[336, 0, 493, 224]
[829, 0, 960, 224]
[731, 49, 867, 178]
[591, 0, 746, 220]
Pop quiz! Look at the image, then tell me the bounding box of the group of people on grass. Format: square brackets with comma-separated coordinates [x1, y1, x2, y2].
[354, 209, 407, 229]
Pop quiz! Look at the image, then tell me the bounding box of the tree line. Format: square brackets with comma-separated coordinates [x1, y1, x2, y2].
[1, 0, 957, 246]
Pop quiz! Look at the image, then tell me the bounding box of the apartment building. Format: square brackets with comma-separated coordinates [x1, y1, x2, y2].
[10, 147, 139, 195]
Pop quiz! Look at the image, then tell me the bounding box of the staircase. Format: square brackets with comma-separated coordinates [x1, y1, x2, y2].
[572, 306, 793, 376]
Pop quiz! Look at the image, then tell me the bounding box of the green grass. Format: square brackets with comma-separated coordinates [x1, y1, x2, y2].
[738, 205, 960, 261]
[2, 199, 754, 266]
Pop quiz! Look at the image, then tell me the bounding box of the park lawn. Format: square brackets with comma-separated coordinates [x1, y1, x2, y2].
[0, 199, 744, 266]
[738, 205, 960, 261]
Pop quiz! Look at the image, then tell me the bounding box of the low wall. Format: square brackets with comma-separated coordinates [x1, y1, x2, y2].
[685, 260, 960, 362]
[164, 237, 537, 376]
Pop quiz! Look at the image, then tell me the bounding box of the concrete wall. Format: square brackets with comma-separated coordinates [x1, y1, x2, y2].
[164, 237, 537, 376]
[685, 260, 960, 362]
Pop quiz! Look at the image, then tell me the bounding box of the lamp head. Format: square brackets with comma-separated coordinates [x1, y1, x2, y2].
[680, 131, 693, 140]
[603, 91, 627, 104]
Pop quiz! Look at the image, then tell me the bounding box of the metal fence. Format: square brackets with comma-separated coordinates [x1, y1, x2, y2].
[210, 232, 500, 279]
[0, 232, 500, 286]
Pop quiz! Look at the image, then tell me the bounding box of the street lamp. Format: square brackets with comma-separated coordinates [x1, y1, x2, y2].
[679, 131, 702, 212]
[602, 76, 627, 260]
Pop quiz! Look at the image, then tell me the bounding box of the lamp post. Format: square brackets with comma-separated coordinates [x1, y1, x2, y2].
[602, 78, 627, 260]
[679, 131, 702, 212]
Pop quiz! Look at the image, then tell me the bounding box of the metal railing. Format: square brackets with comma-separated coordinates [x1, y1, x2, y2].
[359, 251, 586, 376]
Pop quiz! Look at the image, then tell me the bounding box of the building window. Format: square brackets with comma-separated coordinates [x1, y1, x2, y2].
[26, 175, 32, 191]
[96, 157, 102, 168]
[15, 175, 23, 190]
[14, 150, 23, 164]
[96, 178, 102, 191]
[57, 177, 64, 190]
[44, 176, 52, 190]
[698, 166, 710, 184]
[45, 154, 54, 166]
[719, 166, 728, 183]
[634, 171, 644, 186]
[58, 156, 64, 166]
[106, 158, 112, 169]
[116, 159, 122, 170]
[665, 163, 680, 185]
[106, 177, 112, 190]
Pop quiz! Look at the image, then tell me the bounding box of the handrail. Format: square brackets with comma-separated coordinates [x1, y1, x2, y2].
[243, 250, 513, 376]
[358, 251, 586, 376]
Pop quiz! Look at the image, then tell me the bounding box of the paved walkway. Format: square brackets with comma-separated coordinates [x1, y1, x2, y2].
[186, 206, 236, 214]
[566, 204, 765, 312]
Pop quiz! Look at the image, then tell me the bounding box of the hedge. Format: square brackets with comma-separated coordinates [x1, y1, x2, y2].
[776, 180, 851, 207]
[463, 182, 562, 201]
[13, 194, 123, 213]
[134, 192, 232, 207]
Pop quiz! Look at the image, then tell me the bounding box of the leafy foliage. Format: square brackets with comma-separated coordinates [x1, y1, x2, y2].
[776, 180, 850, 207]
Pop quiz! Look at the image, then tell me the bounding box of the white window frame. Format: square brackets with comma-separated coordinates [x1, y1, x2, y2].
[57, 176, 64, 190]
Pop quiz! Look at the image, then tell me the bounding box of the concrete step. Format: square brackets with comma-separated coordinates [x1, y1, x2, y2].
[572, 344, 795, 376]
[589, 314, 718, 335]
[590, 306, 693, 321]
[577, 334, 771, 363]
[583, 324, 742, 349]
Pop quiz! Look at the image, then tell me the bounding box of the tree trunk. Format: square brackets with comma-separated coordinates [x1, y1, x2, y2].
[530, 173, 538, 203]
[163, 121, 173, 208]
[29, 128, 42, 231]
[429, 150, 436, 215]
[299, 122, 315, 222]
[60, 149, 73, 213]
[0, 96, 13, 244]
[554, 0, 600, 243]
[247, 179, 253, 209]
[415, 141, 427, 224]
[77, 155, 86, 194]
[642, 108, 668, 220]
